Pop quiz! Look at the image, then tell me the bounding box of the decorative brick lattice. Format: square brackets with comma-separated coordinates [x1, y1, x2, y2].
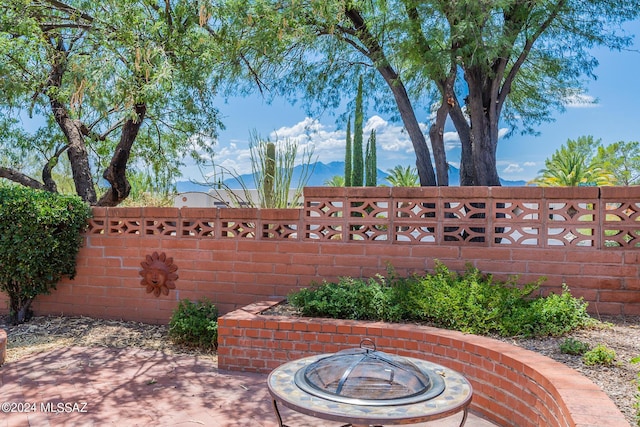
[546, 201, 598, 247]
[181, 219, 216, 237]
[262, 222, 298, 240]
[87, 218, 107, 234]
[144, 219, 178, 236]
[85, 187, 640, 250]
[493, 200, 541, 246]
[220, 221, 256, 238]
[108, 219, 142, 235]
[603, 201, 640, 248]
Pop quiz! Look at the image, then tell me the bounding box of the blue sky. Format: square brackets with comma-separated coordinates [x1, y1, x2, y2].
[186, 21, 640, 183]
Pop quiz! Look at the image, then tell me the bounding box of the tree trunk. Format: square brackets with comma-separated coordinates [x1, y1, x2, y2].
[344, 7, 436, 187]
[7, 281, 34, 325]
[382, 75, 436, 186]
[472, 125, 501, 186]
[97, 103, 147, 206]
[429, 99, 449, 186]
[448, 102, 475, 186]
[47, 40, 97, 204]
[49, 100, 97, 203]
[464, 71, 501, 187]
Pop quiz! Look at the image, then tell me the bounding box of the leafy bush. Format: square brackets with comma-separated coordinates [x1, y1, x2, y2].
[582, 344, 617, 366]
[288, 276, 390, 321]
[288, 262, 594, 338]
[559, 338, 590, 355]
[169, 299, 218, 350]
[0, 185, 91, 324]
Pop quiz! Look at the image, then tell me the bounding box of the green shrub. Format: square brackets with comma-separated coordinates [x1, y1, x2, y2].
[582, 344, 617, 366]
[559, 338, 590, 355]
[0, 185, 92, 324]
[289, 276, 392, 321]
[169, 299, 218, 350]
[288, 262, 594, 338]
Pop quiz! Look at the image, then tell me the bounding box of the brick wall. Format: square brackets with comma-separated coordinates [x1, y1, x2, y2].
[1, 186, 639, 323]
[218, 301, 628, 427]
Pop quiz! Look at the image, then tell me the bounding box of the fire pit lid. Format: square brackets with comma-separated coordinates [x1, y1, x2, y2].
[294, 339, 445, 406]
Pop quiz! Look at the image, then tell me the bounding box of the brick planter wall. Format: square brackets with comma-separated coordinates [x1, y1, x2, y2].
[218, 301, 628, 427]
[1, 186, 639, 324]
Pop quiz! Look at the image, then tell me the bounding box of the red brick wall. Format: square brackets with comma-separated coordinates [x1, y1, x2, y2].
[218, 301, 628, 427]
[1, 187, 639, 323]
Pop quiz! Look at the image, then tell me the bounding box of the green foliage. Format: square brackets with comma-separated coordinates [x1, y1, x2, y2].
[288, 276, 390, 321]
[248, 132, 315, 208]
[351, 76, 364, 186]
[169, 299, 219, 351]
[530, 136, 616, 186]
[501, 284, 593, 337]
[324, 175, 345, 187]
[118, 170, 174, 207]
[344, 116, 352, 187]
[263, 142, 277, 208]
[385, 165, 419, 187]
[289, 263, 593, 338]
[596, 140, 640, 186]
[0, 184, 92, 324]
[559, 338, 590, 356]
[365, 129, 377, 186]
[0, 0, 226, 205]
[204, 130, 315, 208]
[582, 344, 617, 366]
[632, 356, 640, 426]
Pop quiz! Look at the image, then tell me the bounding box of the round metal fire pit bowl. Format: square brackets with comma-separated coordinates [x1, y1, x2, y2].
[294, 345, 446, 406]
[268, 352, 473, 427]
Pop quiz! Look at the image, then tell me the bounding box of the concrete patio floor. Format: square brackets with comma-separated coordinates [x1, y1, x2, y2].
[0, 347, 496, 426]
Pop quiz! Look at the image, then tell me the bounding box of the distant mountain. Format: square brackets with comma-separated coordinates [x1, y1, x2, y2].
[447, 165, 526, 186]
[175, 161, 525, 193]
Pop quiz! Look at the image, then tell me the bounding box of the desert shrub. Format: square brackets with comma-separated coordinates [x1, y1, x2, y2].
[169, 299, 218, 350]
[559, 338, 590, 355]
[499, 284, 593, 337]
[289, 277, 390, 321]
[288, 262, 593, 338]
[582, 344, 617, 366]
[0, 185, 91, 324]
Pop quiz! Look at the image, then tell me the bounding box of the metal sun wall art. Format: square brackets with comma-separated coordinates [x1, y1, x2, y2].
[139, 251, 178, 297]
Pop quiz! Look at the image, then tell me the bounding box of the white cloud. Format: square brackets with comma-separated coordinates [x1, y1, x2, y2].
[503, 163, 524, 174]
[523, 161, 536, 167]
[563, 92, 598, 108]
[444, 131, 461, 151]
[189, 117, 514, 180]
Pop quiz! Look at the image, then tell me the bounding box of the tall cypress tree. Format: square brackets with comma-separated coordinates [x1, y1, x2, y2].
[352, 76, 364, 186]
[365, 129, 377, 186]
[344, 116, 352, 187]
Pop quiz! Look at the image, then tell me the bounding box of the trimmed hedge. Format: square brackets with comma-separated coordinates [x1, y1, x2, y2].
[0, 185, 91, 324]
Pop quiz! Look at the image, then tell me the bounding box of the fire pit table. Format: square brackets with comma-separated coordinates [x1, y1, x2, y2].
[267, 341, 473, 427]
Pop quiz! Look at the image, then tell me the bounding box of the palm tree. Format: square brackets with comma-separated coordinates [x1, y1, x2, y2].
[529, 145, 615, 187]
[385, 165, 419, 187]
[324, 175, 345, 187]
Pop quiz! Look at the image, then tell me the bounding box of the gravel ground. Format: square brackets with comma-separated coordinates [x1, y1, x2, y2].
[500, 315, 640, 425]
[1, 314, 638, 425]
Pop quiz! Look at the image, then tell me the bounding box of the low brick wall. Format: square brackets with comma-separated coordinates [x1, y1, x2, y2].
[2, 186, 640, 324]
[218, 301, 628, 427]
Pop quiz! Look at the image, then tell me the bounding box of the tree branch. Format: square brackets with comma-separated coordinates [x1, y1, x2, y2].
[498, 0, 567, 112]
[0, 167, 46, 190]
